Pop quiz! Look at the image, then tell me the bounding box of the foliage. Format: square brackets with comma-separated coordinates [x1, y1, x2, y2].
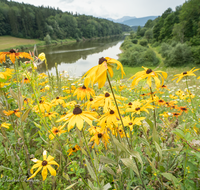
[139, 39, 148, 46]
[44, 34, 51, 45]
[0, 0, 131, 40]
[131, 39, 138, 44]
[163, 43, 192, 67]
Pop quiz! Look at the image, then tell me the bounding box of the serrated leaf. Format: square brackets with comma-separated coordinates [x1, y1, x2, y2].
[103, 165, 116, 176]
[121, 158, 139, 177]
[21, 108, 31, 122]
[65, 182, 78, 189]
[85, 158, 96, 181]
[100, 156, 117, 165]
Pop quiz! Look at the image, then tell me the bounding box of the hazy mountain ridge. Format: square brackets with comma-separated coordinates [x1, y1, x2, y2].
[122, 16, 158, 26]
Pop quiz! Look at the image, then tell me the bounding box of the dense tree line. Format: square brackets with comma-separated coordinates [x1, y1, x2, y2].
[0, 0, 131, 40]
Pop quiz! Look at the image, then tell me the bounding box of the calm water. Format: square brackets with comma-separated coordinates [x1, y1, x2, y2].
[37, 36, 124, 77]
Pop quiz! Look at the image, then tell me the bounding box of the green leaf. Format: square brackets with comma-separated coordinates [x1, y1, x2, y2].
[65, 182, 78, 189]
[121, 158, 139, 177]
[129, 150, 143, 172]
[103, 165, 116, 176]
[154, 141, 162, 161]
[100, 156, 117, 165]
[0, 165, 14, 172]
[85, 158, 96, 181]
[92, 150, 99, 170]
[113, 137, 129, 153]
[161, 172, 179, 186]
[21, 108, 31, 122]
[9, 88, 18, 100]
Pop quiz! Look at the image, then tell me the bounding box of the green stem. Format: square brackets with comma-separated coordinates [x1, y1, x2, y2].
[149, 87, 157, 129]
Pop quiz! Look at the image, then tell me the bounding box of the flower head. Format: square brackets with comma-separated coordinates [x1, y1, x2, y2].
[0, 49, 33, 64]
[82, 57, 125, 88]
[28, 150, 59, 181]
[73, 85, 95, 100]
[129, 67, 167, 88]
[172, 68, 200, 83]
[49, 126, 66, 140]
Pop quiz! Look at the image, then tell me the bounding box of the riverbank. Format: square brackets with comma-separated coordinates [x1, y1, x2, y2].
[0, 34, 124, 52]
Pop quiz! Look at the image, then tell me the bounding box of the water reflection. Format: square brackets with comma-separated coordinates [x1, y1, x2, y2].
[37, 36, 124, 77]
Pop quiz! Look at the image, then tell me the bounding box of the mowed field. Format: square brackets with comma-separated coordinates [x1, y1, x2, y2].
[0, 36, 40, 51]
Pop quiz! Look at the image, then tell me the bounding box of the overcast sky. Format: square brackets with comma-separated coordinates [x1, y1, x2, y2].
[14, 0, 187, 19]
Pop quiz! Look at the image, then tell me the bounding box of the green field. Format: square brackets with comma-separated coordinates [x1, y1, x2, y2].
[0, 36, 40, 51]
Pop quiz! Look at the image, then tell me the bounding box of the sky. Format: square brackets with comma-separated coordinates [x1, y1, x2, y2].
[13, 0, 187, 19]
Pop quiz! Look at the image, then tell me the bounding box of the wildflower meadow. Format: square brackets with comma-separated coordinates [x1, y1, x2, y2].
[0, 50, 200, 190]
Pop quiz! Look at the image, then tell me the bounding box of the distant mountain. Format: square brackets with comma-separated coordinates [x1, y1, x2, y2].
[106, 16, 136, 23]
[122, 16, 158, 26]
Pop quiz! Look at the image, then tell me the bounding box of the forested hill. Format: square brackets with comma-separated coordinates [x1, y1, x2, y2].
[0, 0, 131, 40]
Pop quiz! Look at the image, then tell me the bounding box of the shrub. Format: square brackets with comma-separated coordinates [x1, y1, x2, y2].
[160, 43, 170, 57]
[142, 49, 159, 66]
[191, 46, 200, 64]
[152, 41, 160, 47]
[139, 39, 148, 46]
[131, 39, 138, 44]
[164, 43, 192, 67]
[44, 34, 51, 45]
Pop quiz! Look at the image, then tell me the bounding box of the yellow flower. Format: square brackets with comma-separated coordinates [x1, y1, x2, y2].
[0, 122, 11, 129]
[45, 112, 58, 120]
[129, 67, 167, 88]
[51, 96, 65, 106]
[33, 100, 52, 113]
[0, 49, 33, 64]
[38, 53, 46, 62]
[49, 126, 66, 140]
[82, 57, 125, 88]
[56, 105, 97, 131]
[28, 150, 59, 181]
[123, 116, 145, 131]
[0, 68, 14, 81]
[67, 145, 81, 156]
[172, 67, 200, 83]
[89, 128, 110, 148]
[73, 85, 95, 100]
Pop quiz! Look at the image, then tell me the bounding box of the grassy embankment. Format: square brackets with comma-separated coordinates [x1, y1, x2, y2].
[0, 36, 77, 51]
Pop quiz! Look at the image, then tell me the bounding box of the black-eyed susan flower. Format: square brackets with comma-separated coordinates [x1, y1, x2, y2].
[82, 57, 125, 88]
[172, 67, 200, 83]
[45, 112, 58, 120]
[67, 145, 81, 156]
[49, 126, 66, 140]
[33, 100, 52, 113]
[89, 128, 110, 148]
[172, 112, 181, 118]
[123, 116, 145, 131]
[178, 106, 188, 113]
[51, 96, 65, 106]
[28, 150, 59, 181]
[22, 77, 30, 84]
[56, 105, 97, 131]
[0, 49, 33, 64]
[0, 122, 11, 129]
[129, 67, 167, 88]
[73, 85, 95, 100]
[99, 107, 120, 128]
[3, 110, 14, 116]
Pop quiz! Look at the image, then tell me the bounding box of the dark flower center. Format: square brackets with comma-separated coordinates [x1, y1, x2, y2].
[110, 110, 114, 114]
[9, 49, 16, 53]
[99, 57, 107, 65]
[73, 106, 82, 115]
[42, 160, 48, 166]
[82, 85, 86, 89]
[183, 72, 187, 75]
[72, 147, 76, 151]
[162, 85, 166, 87]
[135, 107, 140, 111]
[146, 69, 153, 74]
[39, 100, 44, 104]
[55, 129, 59, 133]
[14, 109, 18, 113]
[56, 97, 60, 99]
[98, 133, 103, 138]
[90, 98, 93, 101]
[48, 113, 51, 115]
[128, 102, 132, 105]
[129, 122, 133, 125]
[24, 77, 28, 80]
[105, 92, 110, 97]
[181, 108, 187, 111]
[159, 100, 164, 102]
[119, 130, 122, 132]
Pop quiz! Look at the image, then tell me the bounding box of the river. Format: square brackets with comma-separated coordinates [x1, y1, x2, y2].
[36, 36, 124, 77]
